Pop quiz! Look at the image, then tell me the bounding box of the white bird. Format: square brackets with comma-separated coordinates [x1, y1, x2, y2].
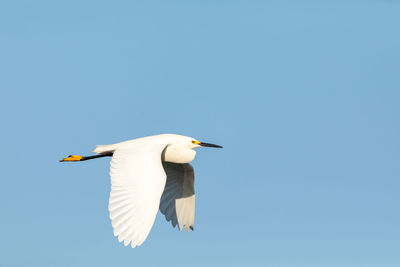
[60, 134, 222, 248]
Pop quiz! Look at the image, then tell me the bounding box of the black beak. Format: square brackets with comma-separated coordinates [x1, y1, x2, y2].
[199, 142, 223, 148]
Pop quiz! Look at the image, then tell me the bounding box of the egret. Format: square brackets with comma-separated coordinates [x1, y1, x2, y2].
[60, 134, 222, 248]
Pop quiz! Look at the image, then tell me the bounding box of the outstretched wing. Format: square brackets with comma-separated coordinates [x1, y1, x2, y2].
[159, 162, 195, 232]
[108, 144, 167, 248]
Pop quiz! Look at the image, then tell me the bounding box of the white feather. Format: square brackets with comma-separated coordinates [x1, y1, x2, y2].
[160, 162, 195, 232]
[108, 142, 168, 248]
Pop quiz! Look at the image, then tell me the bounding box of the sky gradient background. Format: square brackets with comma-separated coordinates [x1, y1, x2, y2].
[0, 1, 399, 266]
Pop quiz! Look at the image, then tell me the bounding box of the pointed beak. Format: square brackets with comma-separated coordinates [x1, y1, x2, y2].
[199, 142, 223, 148]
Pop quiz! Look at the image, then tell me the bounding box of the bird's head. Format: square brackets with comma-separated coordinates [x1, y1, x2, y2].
[189, 139, 223, 149]
[163, 135, 222, 163]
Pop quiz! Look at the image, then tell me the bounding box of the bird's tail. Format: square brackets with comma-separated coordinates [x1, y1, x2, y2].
[93, 144, 117, 154]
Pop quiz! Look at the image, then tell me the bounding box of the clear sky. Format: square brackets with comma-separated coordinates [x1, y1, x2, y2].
[0, 1, 399, 266]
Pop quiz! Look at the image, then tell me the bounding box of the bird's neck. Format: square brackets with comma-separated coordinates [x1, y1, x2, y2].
[162, 145, 196, 164]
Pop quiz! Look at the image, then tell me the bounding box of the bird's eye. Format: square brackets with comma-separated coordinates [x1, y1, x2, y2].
[192, 140, 200, 145]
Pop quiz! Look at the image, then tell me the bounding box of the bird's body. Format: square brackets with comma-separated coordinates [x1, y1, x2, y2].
[93, 134, 197, 163]
[60, 134, 221, 248]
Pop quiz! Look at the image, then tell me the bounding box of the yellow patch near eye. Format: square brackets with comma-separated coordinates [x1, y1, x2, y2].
[192, 140, 200, 145]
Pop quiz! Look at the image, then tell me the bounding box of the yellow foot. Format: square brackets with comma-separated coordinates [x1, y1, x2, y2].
[60, 155, 83, 162]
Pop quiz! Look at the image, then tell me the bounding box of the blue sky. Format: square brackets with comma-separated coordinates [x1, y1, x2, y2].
[0, 1, 399, 266]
